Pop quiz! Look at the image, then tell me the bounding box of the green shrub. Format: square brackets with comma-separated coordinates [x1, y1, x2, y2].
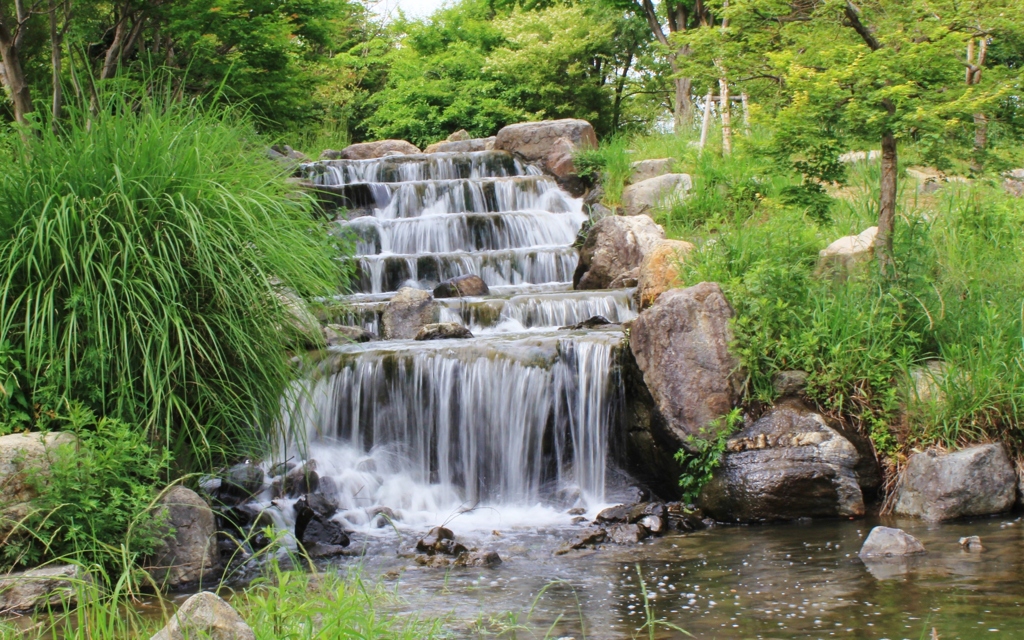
[674, 409, 741, 503]
[2, 405, 168, 572]
[0, 91, 346, 469]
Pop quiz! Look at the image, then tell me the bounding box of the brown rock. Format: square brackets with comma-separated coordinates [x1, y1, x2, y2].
[381, 287, 439, 340]
[327, 140, 419, 160]
[414, 323, 473, 340]
[635, 239, 694, 309]
[323, 324, 376, 345]
[629, 283, 743, 445]
[494, 119, 597, 178]
[0, 564, 87, 613]
[573, 215, 665, 290]
[433, 274, 490, 298]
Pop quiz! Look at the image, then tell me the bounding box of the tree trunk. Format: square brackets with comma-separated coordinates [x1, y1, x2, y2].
[967, 38, 988, 172]
[875, 130, 898, 275]
[698, 89, 713, 154]
[670, 64, 693, 132]
[612, 46, 634, 133]
[102, 12, 129, 79]
[741, 92, 750, 136]
[0, 22, 32, 125]
[48, 0, 63, 127]
[718, 76, 731, 155]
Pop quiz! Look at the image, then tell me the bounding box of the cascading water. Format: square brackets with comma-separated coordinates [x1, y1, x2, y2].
[268, 150, 636, 536]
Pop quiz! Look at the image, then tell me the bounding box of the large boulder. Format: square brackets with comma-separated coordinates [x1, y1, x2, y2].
[894, 443, 1016, 521]
[698, 402, 867, 522]
[0, 432, 77, 531]
[424, 137, 495, 154]
[629, 283, 744, 448]
[145, 487, 220, 590]
[494, 119, 597, 181]
[322, 140, 419, 160]
[635, 239, 694, 310]
[1003, 169, 1024, 198]
[815, 227, 877, 277]
[629, 158, 674, 184]
[381, 287, 439, 340]
[150, 591, 255, 640]
[573, 215, 665, 290]
[0, 564, 86, 613]
[620, 174, 692, 216]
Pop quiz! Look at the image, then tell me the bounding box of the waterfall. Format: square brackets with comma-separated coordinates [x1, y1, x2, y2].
[280, 149, 635, 531]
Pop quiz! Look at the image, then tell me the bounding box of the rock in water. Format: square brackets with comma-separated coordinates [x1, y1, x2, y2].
[382, 287, 439, 340]
[816, 227, 878, 277]
[433, 274, 490, 298]
[858, 526, 926, 558]
[629, 158, 674, 184]
[416, 526, 467, 556]
[415, 323, 473, 340]
[573, 215, 665, 290]
[608, 524, 647, 544]
[0, 565, 86, 613]
[150, 591, 255, 640]
[293, 497, 350, 549]
[635, 239, 694, 310]
[959, 536, 985, 552]
[620, 174, 693, 217]
[323, 324, 375, 345]
[323, 140, 419, 160]
[560, 315, 612, 330]
[146, 487, 220, 590]
[455, 551, 503, 568]
[894, 443, 1016, 521]
[220, 463, 265, 502]
[698, 402, 867, 522]
[629, 283, 743, 446]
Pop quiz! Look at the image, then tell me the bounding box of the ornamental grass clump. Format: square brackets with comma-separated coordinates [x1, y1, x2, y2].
[0, 91, 344, 469]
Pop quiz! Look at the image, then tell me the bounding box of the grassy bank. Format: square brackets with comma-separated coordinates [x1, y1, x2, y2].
[585, 129, 1024, 470]
[0, 563, 446, 639]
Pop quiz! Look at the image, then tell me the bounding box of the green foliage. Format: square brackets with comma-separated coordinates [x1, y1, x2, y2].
[2, 405, 168, 573]
[0, 88, 343, 468]
[675, 409, 741, 503]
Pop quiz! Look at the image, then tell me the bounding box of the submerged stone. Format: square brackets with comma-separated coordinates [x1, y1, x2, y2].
[858, 526, 926, 558]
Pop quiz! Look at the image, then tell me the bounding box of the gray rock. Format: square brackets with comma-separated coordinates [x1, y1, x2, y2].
[424, 133, 495, 154]
[268, 144, 309, 162]
[638, 515, 665, 535]
[595, 504, 631, 524]
[272, 462, 319, 498]
[620, 173, 692, 216]
[0, 564, 86, 613]
[560, 315, 611, 331]
[381, 287, 439, 340]
[0, 432, 77, 531]
[772, 370, 809, 397]
[494, 119, 597, 180]
[324, 140, 419, 160]
[572, 214, 665, 290]
[433, 274, 490, 298]
[294, 497, 349, 549]
[959, 535, 985, 552]
[629, 158, 674, 184]
[629, 283, 744, 447]
[150, 591, 255, 640]
[908, 360, 950, 404]
[816, 227, 877, 277]
[858, 526, 927, 558]
[323, 324, 375, 345]
[607, 267, 640, 288]
[146, 487, 220, 590]
[894, 443, 1016, 521]
[698, 402, 867, 522]
[220, 463, 265, 502]
[415, 323, 473, 340]
[273, 286, 321, 345]
[1003, 169, 1024, 197]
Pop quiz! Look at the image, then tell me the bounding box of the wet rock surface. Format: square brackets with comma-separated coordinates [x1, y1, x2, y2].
[415, 322, 474, 340]
[699, 402, 870, 522]
[859, 526, 927, 558]
[323, 139, 420, 160]
[572, 214, 664, 290]
[494, 119, 597, 183]
[382, 287, 439, 340]
[323, 324, 376, 345]
[560, 315, 612, 330]
[146, 486, 220, 590]
[894, 443, 1017, 521]
[294, 496, 350, 551]
[432, 274, 490, 298]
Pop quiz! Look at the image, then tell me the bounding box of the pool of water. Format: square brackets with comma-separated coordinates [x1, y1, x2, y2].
[340, 512, 1024, 639]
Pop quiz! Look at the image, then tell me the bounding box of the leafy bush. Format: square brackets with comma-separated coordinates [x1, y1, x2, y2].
[674, 409, 741, 503]
[0, 90, 344, 468]
[2, 405, 168, 572]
